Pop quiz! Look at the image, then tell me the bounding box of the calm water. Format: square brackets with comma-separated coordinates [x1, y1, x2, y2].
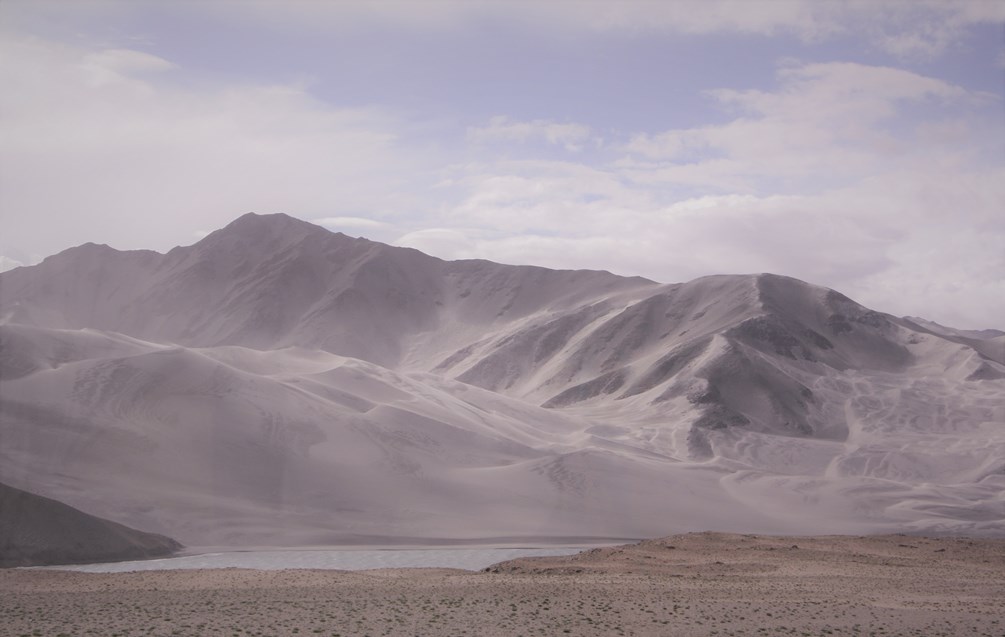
[37, 547, 586, 573]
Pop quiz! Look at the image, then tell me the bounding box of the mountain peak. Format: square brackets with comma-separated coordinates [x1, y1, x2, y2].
[219, 211, 330, 237]
[2, 214, 1004, 543]
[191, 212, 357, 256]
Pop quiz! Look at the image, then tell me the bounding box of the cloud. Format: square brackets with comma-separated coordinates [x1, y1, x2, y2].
[0, 35, 435, 258]
[620, 63, 975, 192]
[863, 0, 1005, 59]
[9, 1, 1000, 63]
[315, 217, 390, 231]
[394, 228, 476, 260]
[412, 166, 1004, 328]
[80, 48, 176, 82]
[410, 62, 1003, 328]
[1, 19, 1000, 330]
[117, 0, 1005, 59]
[443, 160, 654, 236]
[467, 117, 596, 152]
[0, 256, 26, 273]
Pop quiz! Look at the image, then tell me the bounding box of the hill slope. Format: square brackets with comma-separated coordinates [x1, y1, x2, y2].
[0, 482, 180, 567]
[1, 213, 1002, 544]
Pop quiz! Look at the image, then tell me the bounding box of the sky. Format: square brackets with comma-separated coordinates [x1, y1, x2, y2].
[1, 1, 1003, 329]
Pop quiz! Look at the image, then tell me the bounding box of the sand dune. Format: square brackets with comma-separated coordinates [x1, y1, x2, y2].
[1, 212, 1003, 546]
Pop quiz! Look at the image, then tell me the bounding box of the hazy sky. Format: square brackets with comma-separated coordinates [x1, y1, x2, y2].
[2, 1, 1002, 328]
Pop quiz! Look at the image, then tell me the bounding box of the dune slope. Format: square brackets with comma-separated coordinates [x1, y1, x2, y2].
[1, 213, 1002, 544]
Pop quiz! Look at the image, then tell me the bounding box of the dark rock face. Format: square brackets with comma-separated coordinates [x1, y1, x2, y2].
[0, 482, 181, 567]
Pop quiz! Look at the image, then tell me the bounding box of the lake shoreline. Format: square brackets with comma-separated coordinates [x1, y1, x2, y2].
[25, 545, 596, 573]
[3, 532, 1003, 636]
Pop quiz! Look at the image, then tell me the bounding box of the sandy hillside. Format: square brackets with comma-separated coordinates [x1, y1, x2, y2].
[1, 533, 1002, 637]
[2, 212, 1003, 545]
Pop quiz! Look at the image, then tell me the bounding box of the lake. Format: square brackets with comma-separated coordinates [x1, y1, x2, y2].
[37, 546, 588, 573]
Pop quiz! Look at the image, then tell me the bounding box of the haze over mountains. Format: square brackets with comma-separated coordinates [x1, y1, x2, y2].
[1, 213, 1002, 548]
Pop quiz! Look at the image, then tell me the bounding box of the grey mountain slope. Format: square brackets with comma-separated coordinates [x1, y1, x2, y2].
[1, 213, 1003, 543]
[899, 316, 1005, 369]
[903, 316, 1005, 342]
[0, 481, 180, 567]
[1, 213, 649, 367]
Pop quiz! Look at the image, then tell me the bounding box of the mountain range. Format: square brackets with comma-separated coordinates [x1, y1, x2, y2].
[1, 212, 1002, 549]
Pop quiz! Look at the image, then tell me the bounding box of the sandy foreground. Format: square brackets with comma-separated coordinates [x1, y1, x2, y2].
[1, 533, 1003, 637]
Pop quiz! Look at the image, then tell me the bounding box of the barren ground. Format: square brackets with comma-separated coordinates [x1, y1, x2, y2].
[2, 533, 1003, 637]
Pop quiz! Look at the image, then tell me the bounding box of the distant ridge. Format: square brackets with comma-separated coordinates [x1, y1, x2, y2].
[1, 213, 648, 366]
[1, 212, 1002, 545]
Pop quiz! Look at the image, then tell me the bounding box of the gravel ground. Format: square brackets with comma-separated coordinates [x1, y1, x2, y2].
[2, 532, 1003, 637]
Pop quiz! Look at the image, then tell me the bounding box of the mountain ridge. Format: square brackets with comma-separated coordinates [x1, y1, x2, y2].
[1, 212, 1003, 545]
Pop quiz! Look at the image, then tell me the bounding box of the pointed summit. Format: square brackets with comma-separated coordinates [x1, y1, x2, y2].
[221, 211, 323, 234]
[196, 212, 334, 250]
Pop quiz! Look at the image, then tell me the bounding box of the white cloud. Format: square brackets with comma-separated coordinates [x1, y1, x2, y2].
[620, 63, 974, 192]
[0, 35, 435, 258]
[863, 0, 1005, 59]
[80, 49, 175, 83]
[418, 61, 1003, 328]
[315, 217, 390, 231]
[725, 61, 967, 112]
[412, 166, 1004, 328]
[467, 116, 595, 152]
[1, 23, 1000, 329]
[0, 256, 26, 273]
[394, 228, 476, 260]
[443, 160, 654, 237]
[854, 219, 1005, 329]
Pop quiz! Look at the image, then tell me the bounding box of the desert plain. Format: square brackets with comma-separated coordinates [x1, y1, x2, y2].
[2, 532, 1003, 637]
